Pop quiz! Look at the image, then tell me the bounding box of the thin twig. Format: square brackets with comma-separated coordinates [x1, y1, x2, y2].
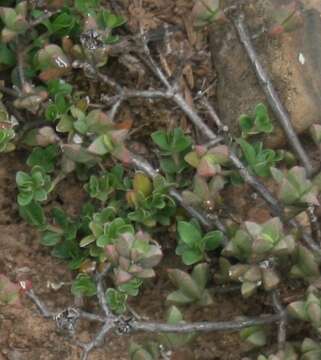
[80, 320, 115, 360]
[26, 288, 283, 359]
[272, 291, 287, 350]
[96, 266, 111, 318]
[231, 14, 313, 176]
[26, 289, 53, 318]
[16, 38, 26, 92]
[306, 205, 321, 245]
[131, 313, 282, 333]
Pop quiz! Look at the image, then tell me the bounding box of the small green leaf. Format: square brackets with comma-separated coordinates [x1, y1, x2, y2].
[19, 201, 46, 228]
[0, 43, 15, 66]
[105, 288, 127, 314]
[151, 130, 169, 151]
[41, 231, 61, 246]
[182, 249, 203, 265]
[71, 274, 97, 297]
[177, 221, 202, 246]
[203, 230, 223, 251]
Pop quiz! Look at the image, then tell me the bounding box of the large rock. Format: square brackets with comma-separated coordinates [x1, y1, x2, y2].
[209, 0, 321, 147]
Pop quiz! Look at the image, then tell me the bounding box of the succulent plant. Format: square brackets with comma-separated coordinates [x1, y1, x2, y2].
[105, 288, 128, 314]
[84, 165, 126, 202]
[185, 144, 229, 177]
[159, 306, 195, 349]
[228, 262, 280, 298]
[13, 88, 48, 113]
[176, 220, 223, 265]
[129, 341, 160, 360]
[151, 128, 192, 181]
[238, 140, 283, 177]
[290, 245, 320, 281]
[239, 103, 273, 137]
[222, 218, 296, 297]
[16, 165, 53, 206]
[271, 167, 319, 207]
[71, 273, 97, 297]
[288, 289, 321, 335]
[223, 217, 296, 262]
[240, 324, 267, 347]
[105, 231, 163, 286]
[127, 174, 176, 228]
[182, 174, 225, 211]
[23, 126, 60, 147]
[301, 338, 321, 360]
[166, 263, 213, 306]
[257, 343, 298, 360]
[0, 2, 28, 43]
[80, 206, 134, 248]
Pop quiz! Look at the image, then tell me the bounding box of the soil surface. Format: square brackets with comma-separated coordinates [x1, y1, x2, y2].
[1, 0, 320, 359]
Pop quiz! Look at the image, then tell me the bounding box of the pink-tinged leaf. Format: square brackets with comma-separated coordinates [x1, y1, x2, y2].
[39, 67, 70, 82]
[207, 145, 229, 164]
[23, 127, 59, 147]
[136, 269, 155, 279]
[62, 144, 98, 163]
[269, 24, 285, 37]
[118, 256, 131, 271]
[195, 145, 207, 156]
[116, 233, 133, 258]
[110, 129, 129, 143]
[114, 269, 132, 285]
[86, 110, 114, 134]
[197, 158, 218, 177]
[0, 274, 21, 306]
[87, 135, 109, 155]
[128, 264, 144, 274]
[139, 245, 163, 268]
[112, 145, 132, 165]
[167, 269, 200, 300]
[115, 119, 133, 130]
[105, 245, 119, 264]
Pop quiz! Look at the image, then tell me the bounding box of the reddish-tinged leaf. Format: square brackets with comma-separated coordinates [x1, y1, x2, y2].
[0, 274, 21, 306]
[112, 146, 132, 165]
[114, 269, 132, 285]
[115, 119, 133, 130]
[39, 67, 70, 81]
[197, 158, 218, 177]
[105, 245, 119, 264]
[194, 145, 207, 156]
